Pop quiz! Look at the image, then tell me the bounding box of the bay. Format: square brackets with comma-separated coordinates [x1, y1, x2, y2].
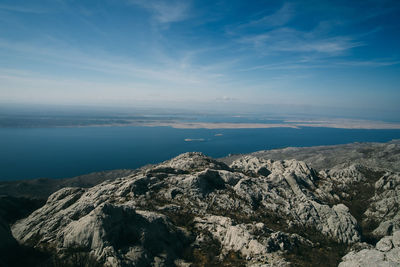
[1, 126, 400, 180]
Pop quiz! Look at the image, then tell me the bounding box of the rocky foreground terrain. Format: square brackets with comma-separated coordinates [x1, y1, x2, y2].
[1, 140, 400, 266]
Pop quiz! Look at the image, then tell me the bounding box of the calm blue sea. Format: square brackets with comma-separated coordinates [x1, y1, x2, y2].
[1, 126, 400, 181]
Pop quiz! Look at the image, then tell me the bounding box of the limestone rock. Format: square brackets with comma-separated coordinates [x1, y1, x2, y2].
[364, 172, 400, 237]
[339, 231, 400, 267]
[193, 215, 309, 265]
[393, 231, 400, 248]
[376, 237, 393, 252]
[12, 189, 189, 266]
[158, 152, 230, 172]
[10, 148, 400, 266]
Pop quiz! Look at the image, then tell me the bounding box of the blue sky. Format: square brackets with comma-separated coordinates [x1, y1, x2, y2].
[0, 0, 399, 119]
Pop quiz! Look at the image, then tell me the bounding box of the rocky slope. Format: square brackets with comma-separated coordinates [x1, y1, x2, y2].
[7, 141, 400, 266]
[339, 231, 400, 267]
[222, 140, 400, 172]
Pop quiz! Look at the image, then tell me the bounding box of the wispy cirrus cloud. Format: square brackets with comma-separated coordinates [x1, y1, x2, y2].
[240, 3, 294, 29]
[335, 60, 400, 67]
[0, 3, 48, 14]
[229, 2, 369, 59]
[238, 58, 400, 73]
[128, 0, 190, 24]
[237, 27, 363, 55]
[0, 37, 237, 105]
[1, 0, 399, 116]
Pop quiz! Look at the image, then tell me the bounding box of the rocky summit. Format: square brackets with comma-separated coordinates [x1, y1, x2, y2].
[6, 141, 400, 266]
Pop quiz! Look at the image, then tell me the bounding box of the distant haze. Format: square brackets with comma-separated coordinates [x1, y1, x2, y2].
[0, 0, 400, 120]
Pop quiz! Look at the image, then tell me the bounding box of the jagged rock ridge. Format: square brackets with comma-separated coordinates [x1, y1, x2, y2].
[9, 141, 400, 266]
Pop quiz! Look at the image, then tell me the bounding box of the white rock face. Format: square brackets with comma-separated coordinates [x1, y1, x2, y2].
[157, 152, 230, 172]
[339, 231, 400, 267]
[11, 152, 397, 266]
[316, 164, 375, 201]
[393, 231, 400, 248]
[376, 237, 393, 252]
[364, 172, 400, 237]
[194, 215, 311, 266]
[12, 189, 189, 266]
[230, 156, 360, 244]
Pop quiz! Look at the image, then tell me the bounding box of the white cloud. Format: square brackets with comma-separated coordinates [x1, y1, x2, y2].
[0, 3, 48, 14]
[335, 60, 400, 67]
[0, 38, 239, 105]
[237, 27, 363, 55]
[0, 39, 214, 86]
[129, 0, 190, 24]
[237, 57, 399, 73]
[241, 3, 294, 28]
[237, 33, 270, 47]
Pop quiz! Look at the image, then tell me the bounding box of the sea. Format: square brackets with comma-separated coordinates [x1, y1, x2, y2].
[1, 126, 400, 181]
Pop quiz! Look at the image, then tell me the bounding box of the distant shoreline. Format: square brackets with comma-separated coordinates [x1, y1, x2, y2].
[2, 117, 400, 130]
[141, 120, 400, 130]
[142, 122, 300, 129]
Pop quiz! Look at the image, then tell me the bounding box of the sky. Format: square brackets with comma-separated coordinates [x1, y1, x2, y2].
[0, 0, 400, 120]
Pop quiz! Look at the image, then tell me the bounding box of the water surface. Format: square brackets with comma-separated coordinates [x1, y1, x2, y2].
[1, 126, 400, 180]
